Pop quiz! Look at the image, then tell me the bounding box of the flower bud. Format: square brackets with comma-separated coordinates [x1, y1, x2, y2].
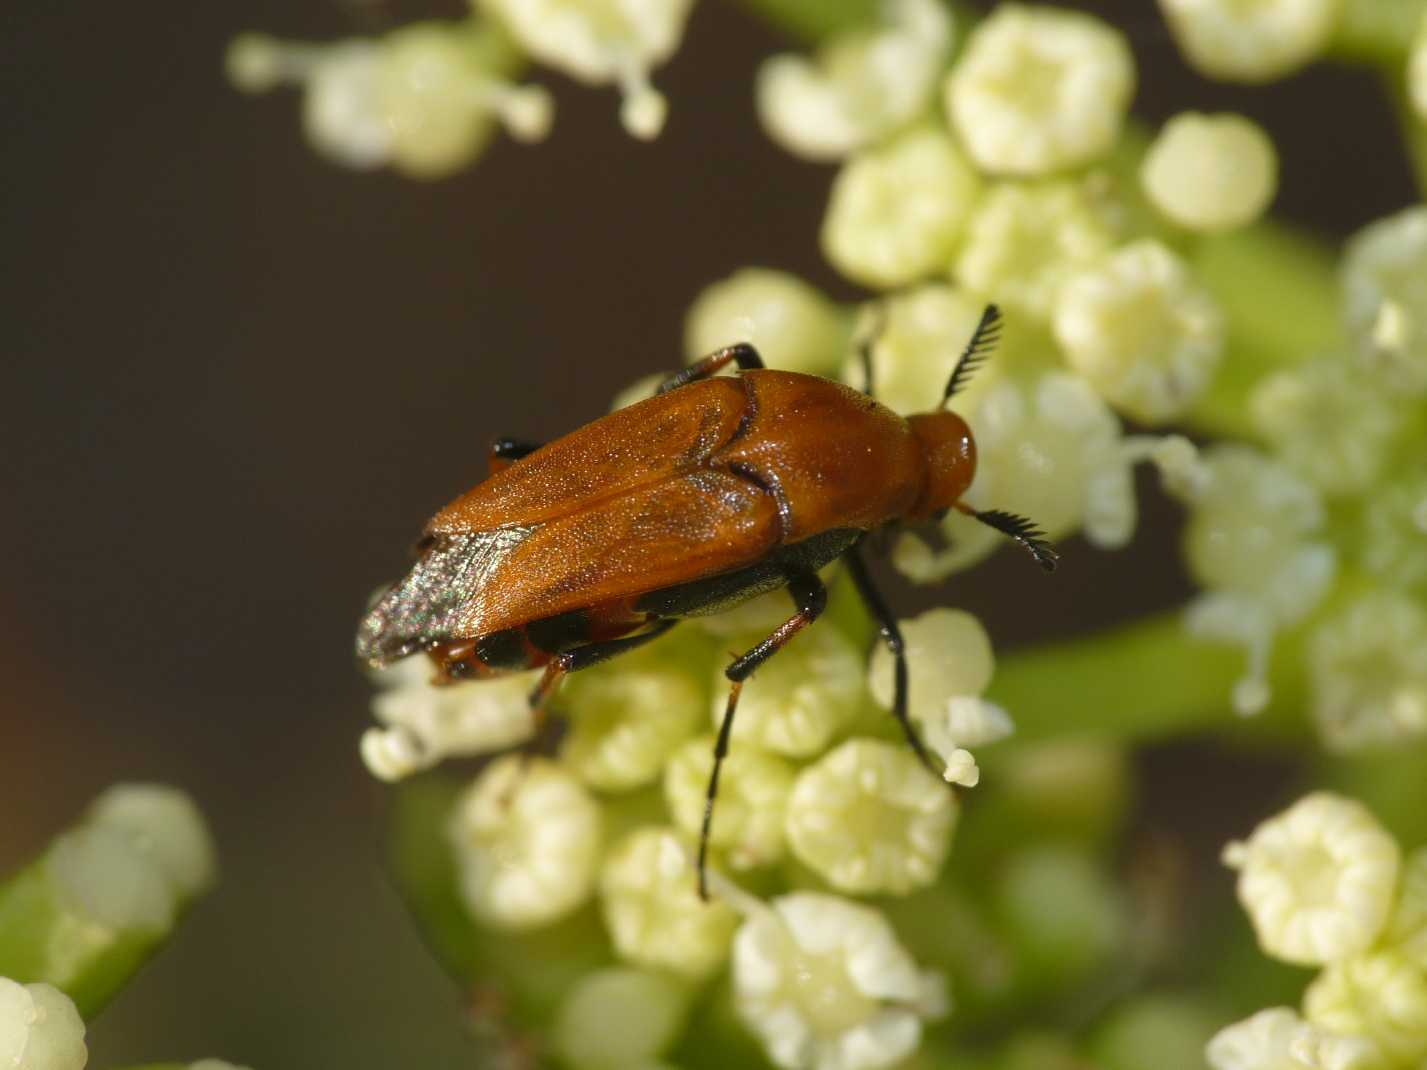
[1054, 240, 1224, 424]
[1341, 206, 1427, 397]
[684, 269, 848, 378]
[954, 180, 1114, 322]
[1141, 112, 1278, 232]
[1305, 951, 1427, 1066]
[1223, 793, 1400, 966]
[945, 4, 1134, 176]
[822, 125, 982, 290]
[1308, 591, 1427, 751]
[599, 828, 737, 979]
[785, 739, 957, 895]
[1157, 0, 1341, 83]
[0, 980, 86, 1070]
[664, 735, 794, 871]
[732, 892, 948, 1070]
[447, 756, 602, 930]
[553, 968, 690, 1070]
[755, 0, 953, 161]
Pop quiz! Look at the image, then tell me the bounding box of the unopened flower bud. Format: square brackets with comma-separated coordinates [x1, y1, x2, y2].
[1223, 793, 1400, 966]
[1141, 112, 1278, 232]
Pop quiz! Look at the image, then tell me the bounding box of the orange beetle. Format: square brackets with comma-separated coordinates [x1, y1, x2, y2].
[357, 305, 1055, 895]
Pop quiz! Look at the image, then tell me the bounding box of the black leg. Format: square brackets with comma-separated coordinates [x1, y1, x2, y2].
[699, 572, 826, 899]
[527, 619, 680, 710]
[657, 342, 765, 395]
[843, 545, 946, 782]
[856, 303, 888, 398]
[489, 437, 543, 475]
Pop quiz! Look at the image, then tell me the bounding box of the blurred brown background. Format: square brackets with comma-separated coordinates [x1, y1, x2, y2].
[0, 1, 1415, 1066]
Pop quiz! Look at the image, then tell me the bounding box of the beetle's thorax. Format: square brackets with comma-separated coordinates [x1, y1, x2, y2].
[906, 410, 977, 518]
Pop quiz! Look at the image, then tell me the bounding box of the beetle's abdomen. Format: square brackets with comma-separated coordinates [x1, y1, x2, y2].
[714, 371, 924, 541]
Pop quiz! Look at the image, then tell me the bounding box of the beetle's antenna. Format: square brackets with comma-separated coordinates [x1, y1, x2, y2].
[942, 304, 1002, 405]
[957, 504, 1058, 571]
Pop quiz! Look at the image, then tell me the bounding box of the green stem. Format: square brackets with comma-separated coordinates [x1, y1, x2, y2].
[1332, 0, 1426, 64]
[985, 612, 1307, 744]
[0, 860, 168, 1019]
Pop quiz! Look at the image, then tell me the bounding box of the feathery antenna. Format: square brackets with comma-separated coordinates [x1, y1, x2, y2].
[942, 304, 1002, 405]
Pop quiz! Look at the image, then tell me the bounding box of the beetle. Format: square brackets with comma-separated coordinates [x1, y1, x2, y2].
[357, 304, 1055, 897]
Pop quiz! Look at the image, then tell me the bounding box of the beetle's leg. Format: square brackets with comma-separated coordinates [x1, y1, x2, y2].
[657, 342, 765, 395]
[488, 437, 544, 475]
[700, 571, 826, 900]
[855, 303, 889, 398]
[527, 618, 680, 712]
[842, 545, 946, 782]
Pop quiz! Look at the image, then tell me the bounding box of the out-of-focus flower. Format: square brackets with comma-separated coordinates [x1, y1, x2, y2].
[554, 968, 690, 1070]
[1157, 0, 1342, 83]
[361, 657, 538, 782]
[664, 734, 795, 870]
[559, 634, 710, 791]
[1411, 14, 1427, 124]
[945, 4, 1134, 176]
[1249, 356, 1402, 498]
[822, 124, 982, 290]
[784, 739, 957, 895]
[477, 0, 694, 138]
[1304, 950, 1427, 1066]
[1177, 445, 1335, 714]
[996, 845, 1126, 983]
[684, 269, 849, 378]
[1140, 112, 1278, 232]
[1307, 590, 1427, 751]
[1206, 1006, 1378, 1070]
[894, 373, 1198, 579]
[226, 22, 551, 178]
[1223, 793, 1400, 966]
[447, 756, 602, 929]
[1358, 469, 1427, 594]
[1383, 848, 1427, 971]
[85, 784, 216, 902]
[190, 1062, 256, 1070]
[599, 828, 737, 979]
[730, 891, 948, 1070]
[865, 608, 1005, 781]
[755, 0, 953, 161]
[954, 180, 1115, 321]
[1341, 206, 1427, 397]
[0, 980, 87, 1070]
[712, 622, 866, 759]
[839, 286, 992, 414]
[1054, 239, 1225, 424]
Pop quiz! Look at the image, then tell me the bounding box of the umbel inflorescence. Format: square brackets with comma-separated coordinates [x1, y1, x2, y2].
[221, 0, 1427, 1068]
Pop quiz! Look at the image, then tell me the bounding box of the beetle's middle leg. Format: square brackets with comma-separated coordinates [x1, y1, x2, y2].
[842, 543, 947, 783]
[699, 571, 827, 901]
[657, 342, 765, 395]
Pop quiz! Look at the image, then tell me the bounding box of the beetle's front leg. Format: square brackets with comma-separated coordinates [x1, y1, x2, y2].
[699, 571, 826, 901]
[488, 437, 544, 475]
[657, 342, 765, 395]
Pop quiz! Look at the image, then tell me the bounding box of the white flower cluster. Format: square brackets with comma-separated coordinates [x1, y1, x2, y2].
[1211, 793, 1427, 1070]
[367, 592, 997, 1068]
[746, 4, 1240, 592]
[227, 1, 696, 176]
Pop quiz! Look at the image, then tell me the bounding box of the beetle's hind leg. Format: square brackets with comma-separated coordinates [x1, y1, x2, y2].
[699, 571, 827, 901]
[843, 544, 947, 783]
[657, 343, 765, 395]
[526, 618, 681, 718]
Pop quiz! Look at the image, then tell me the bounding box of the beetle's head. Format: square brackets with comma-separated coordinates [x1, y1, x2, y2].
[907, 409, 976, 519]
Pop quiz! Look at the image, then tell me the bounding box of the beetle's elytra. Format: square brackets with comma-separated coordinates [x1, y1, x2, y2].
[357, 305, 1055, 896]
